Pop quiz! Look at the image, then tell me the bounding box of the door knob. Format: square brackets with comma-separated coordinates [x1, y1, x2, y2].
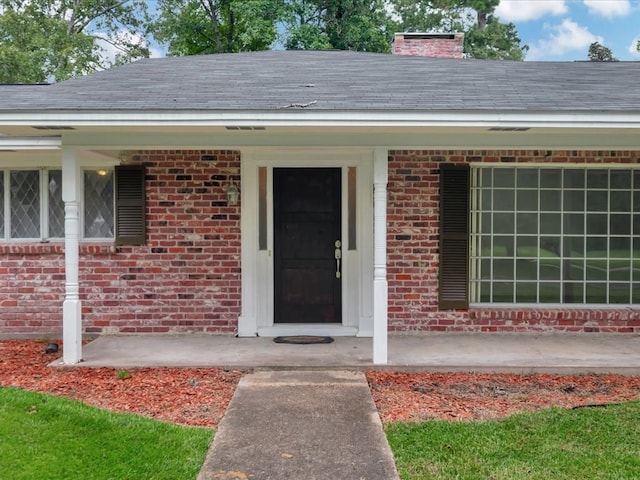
[334, 240, 342, 279]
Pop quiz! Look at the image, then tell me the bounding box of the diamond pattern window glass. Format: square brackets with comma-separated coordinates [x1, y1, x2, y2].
[10, 170, 40, 238]
[48, 170, 64, 238]
[84, 170, 114, 238]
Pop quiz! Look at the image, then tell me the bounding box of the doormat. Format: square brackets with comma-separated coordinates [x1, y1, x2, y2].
[273, 336, 335, 345]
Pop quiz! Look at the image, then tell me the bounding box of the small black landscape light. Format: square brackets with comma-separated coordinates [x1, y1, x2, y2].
[45, 343, 59, 354]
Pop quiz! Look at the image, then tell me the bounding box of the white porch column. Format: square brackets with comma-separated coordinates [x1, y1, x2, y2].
[372, 149, 388, 365]
[62, 148, 82, 364]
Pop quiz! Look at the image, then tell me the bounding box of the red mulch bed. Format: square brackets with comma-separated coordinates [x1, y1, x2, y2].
[2, 340, 639, 427]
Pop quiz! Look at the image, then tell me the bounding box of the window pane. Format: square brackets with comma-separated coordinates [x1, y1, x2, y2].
[493, 169, 514, 188]
[516, 282, 537, 302]
[609, 284, 629, 304]
[610, 170, 630, 189]
[564, 236, 584, 256]
[494, 259, 514, 279]
[586, 214, 607, 235]
[516, 260, 537, 281]
[610, 215, 630, 235]
[492, 282, 513, 302]
[587, 190, 608, 212]
[564, 213, 584, 235]
[493, 189, 514, 210]
[48, 170, 64, 238]
[585, 283, 607, 303]
[540, 169, 561, 188]
[540, 190, 561, 211]
[540, 258, 561, 280]
[563, 283, 584, 303]
[517, 169, 538, 188]
[564, 190, 584, 211]
[11, 170, 40, 238]
[540, 213, 561, 234]
[84, 170, 114, 238]
[517, 213, 538, 234]
[493, 213, 513, 234]
[586, 169, 608, 189]
[564, 169, 584, 188]
[493, 236, 513, 257]
[539, 282, 560, 303]
[610, 191, 631, 212]
[517, 190, 537, 211]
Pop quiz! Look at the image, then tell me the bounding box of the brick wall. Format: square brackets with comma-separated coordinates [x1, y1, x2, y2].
[2, 148, 639, 336]
[0, 150, 241, 336]
[387, 149, 640, 334]
[392, 33, 464, 59]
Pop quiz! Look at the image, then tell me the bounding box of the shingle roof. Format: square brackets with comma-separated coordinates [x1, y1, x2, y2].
[2, 50, 639, 112]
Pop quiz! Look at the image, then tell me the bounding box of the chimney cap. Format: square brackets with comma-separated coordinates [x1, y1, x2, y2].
[394, 32, 464, 40]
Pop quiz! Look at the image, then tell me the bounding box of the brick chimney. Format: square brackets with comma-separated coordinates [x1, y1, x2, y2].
[392, 33, 464, 59]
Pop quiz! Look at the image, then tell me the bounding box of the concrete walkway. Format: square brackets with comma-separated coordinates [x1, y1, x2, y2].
[68, 333, 640, 374]
[197, 370, 398, 480]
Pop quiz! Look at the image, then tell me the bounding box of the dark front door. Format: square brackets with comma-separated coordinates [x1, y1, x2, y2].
[274, 168, 342, 323]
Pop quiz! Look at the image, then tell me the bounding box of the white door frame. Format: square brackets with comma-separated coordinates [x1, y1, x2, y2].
[238, 149, 374, 337]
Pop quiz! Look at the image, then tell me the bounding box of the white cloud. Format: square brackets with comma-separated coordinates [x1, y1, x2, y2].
[495, 0, 568, 22]
[583, 0, 631, 18]
[629, 36, 640, 56]
[526, 19, 601, 60]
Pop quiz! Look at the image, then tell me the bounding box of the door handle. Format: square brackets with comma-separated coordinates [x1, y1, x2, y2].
[334, 240, 342, 279]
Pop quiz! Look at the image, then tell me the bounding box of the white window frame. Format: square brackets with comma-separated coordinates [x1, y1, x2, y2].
[0, 167, 115, 242]
[470, 164, 640, 307]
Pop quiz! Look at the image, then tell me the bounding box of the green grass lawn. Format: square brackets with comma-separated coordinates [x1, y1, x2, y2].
[387, 401, 640, 480]
[0, 387, 213, 480]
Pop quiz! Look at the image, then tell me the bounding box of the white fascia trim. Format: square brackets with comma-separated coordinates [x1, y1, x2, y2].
[0, 136, 61, 150]
[2, 110, 640, 129]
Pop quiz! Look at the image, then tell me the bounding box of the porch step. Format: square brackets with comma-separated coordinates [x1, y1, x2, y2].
[197, 370, 399, 480]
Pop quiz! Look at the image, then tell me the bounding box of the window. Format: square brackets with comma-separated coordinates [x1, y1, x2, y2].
[471, 166, 640, 305]
[1, 168, 114, 241]
[84, 170, 114, 238]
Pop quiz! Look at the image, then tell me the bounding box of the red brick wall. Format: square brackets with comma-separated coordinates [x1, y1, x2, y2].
[2, 148, 639, 336]
[0, 150, 241, 336]
[392, 33, 464, 59]
[387, 149, 640, 334]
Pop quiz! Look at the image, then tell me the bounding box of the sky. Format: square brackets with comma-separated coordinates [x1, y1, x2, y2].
[113, 0, 640, 63]
[495, 0, 640, 61]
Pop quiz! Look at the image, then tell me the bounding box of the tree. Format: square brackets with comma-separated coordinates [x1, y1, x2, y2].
[588, 42, 618, 61]
[0, 0, 151, 83]
[388, 0, 528, 60]
[283, 0, 393, 52]
[153, 0, 284, 55]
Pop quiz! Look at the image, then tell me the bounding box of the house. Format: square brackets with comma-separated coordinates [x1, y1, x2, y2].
[1, 34, 639, 365]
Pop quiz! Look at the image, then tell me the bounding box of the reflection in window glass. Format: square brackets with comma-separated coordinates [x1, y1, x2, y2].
[11, 170, 40, 238]
[470, 166, 639, 305]
[84, 170, 114, 238]
[48, 170, 64, 238]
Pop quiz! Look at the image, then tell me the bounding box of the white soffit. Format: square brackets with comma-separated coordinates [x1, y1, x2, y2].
[1, 110, 640, 130]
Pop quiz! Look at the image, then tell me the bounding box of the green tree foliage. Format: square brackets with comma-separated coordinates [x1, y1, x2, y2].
[389, 0, 527, 60]
[283, 0, 393, 52]
[0, 0, 151, 83]
[588, 41, 618, 61]
[153, 0, 284, 55]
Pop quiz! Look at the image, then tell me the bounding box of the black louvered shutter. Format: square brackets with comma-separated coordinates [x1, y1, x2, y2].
[439, 164, 470, 309]
[115, 165, 146, 246]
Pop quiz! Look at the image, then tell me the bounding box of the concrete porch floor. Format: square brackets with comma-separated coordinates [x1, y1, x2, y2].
[59, 333, 640, 374]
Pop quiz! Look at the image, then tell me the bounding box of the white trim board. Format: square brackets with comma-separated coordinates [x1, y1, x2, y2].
[238, 149, 374, 338]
